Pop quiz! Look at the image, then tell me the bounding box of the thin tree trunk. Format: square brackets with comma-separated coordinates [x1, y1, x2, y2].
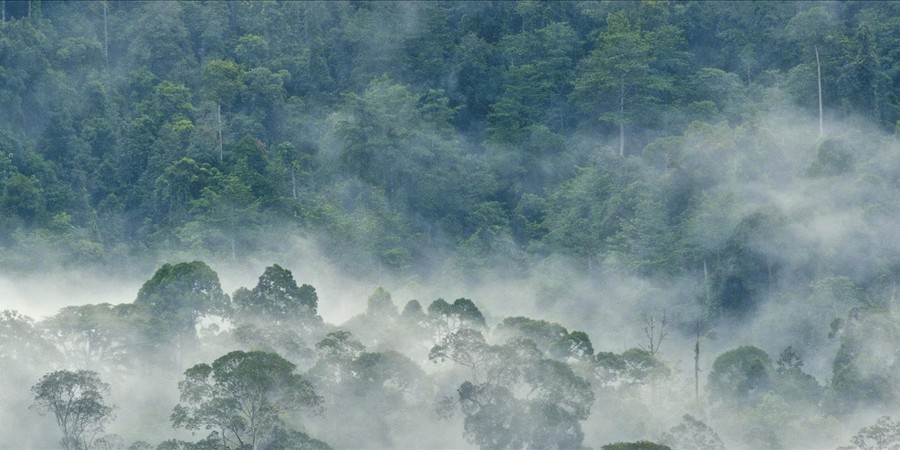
[103, 1, 109, 69]
[2, 0, 6, 22]
[619, 74, 625, 157]
[217, 103, 224, 163]
[290, 165, 297, 199]
[694, 324, 700, 402]
[27, 0, 31, 19]
[703, 259, 711, 305]
[230, 217, 236, 260]
[815, 45, 824, 139]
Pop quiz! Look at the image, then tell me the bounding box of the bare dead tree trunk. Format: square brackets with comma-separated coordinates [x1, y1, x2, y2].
[2, 0, 6, 22]
[815, 45, 824, 139]
[641, 312, 668, 356]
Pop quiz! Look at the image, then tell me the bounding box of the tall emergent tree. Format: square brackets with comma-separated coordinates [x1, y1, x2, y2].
[573, 10, 684, 156]
[133, 261, 229, 359]
[171, 350, 325, 450]
[786, 6, 839, 138]
[232, 264, 319, 325]
[31, 370, 114, 450]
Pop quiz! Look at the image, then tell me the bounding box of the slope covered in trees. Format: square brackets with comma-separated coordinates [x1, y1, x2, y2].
[4, 1, 900, 448]
[2, 1, 899, 280]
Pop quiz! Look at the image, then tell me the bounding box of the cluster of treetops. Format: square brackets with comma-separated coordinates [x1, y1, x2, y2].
[1, 1, 899, 287]
[6, 260, 900, 449]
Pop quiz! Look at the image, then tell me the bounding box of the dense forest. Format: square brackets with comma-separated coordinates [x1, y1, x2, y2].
[3, 1, 900, 448]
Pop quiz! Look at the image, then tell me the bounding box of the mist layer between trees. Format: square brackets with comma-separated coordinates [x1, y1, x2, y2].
[3, 1, 900, 449]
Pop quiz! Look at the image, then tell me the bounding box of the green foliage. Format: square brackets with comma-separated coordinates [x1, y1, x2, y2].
[31, 370, 114, 450]
[232, 264, 319, 325]
[42, 303, 138, 369]
[1, 0, 898, 282]
[659, 414, 725, 450]
[366, 286, 398, 320]
[773, 346, 822, 406]
[591, 348, 670, 389]
[133, 261, 229, 346]
[829, 305, 900, 413]
[1, 172, 45, 225]
[707, 346, 773, 406]
[172, 350, 324, 450]
[0, 310, 58, 368]
[4, 3, 900, 442]
[807, 137, 856, 177]
[426, 298, 487, 340]
[495, 316, 593, 360]
[432, 328, 594, 449]
[201, 59, 243, 105]
[843, 416, 900, 450]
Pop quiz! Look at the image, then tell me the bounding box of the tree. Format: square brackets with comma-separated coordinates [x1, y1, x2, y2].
[172, 350, 324, 450]
[830, 305, 900, 413]
[659, 414, 725, 450]
[125, 2, 193, 81]
[607, 189, 684, 276]
[42, 303, 136, 369]
[707, 346, 773, 406]
[838, 16, 892, 127]
[188, 172, 261, 260]
[308, 330, 366, 385]
[201, 59, 243, 162]
[151, 158, 216, 235]
[773, 346, 821, 405]
[366, 286, 399, 321]
[1, 172, 45, 226]
[431, 329, 594, 449]
[638, 312, 668, 356]
[429, 328, 491, 383]
[305, 329, 429, 449]
[0, 309, 57, 368]
[133, 261, 229, 358]
[488, 21, 579, 139]
[494, 316, 594, 360]
[591, 348, 670, 389]
[347, 350, 429, 398]
[232, 264, 319, 325]
[31, 370, 114, 450]
[842, 416, 900, 450]
[543, 157, 647, 269]
[426, 298, 487, 342]
[786, 6, 840, 138]
[573, 11, 686, 156]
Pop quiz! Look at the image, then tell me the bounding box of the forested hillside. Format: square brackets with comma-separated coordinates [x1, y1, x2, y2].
[3, 1, 900, 449]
